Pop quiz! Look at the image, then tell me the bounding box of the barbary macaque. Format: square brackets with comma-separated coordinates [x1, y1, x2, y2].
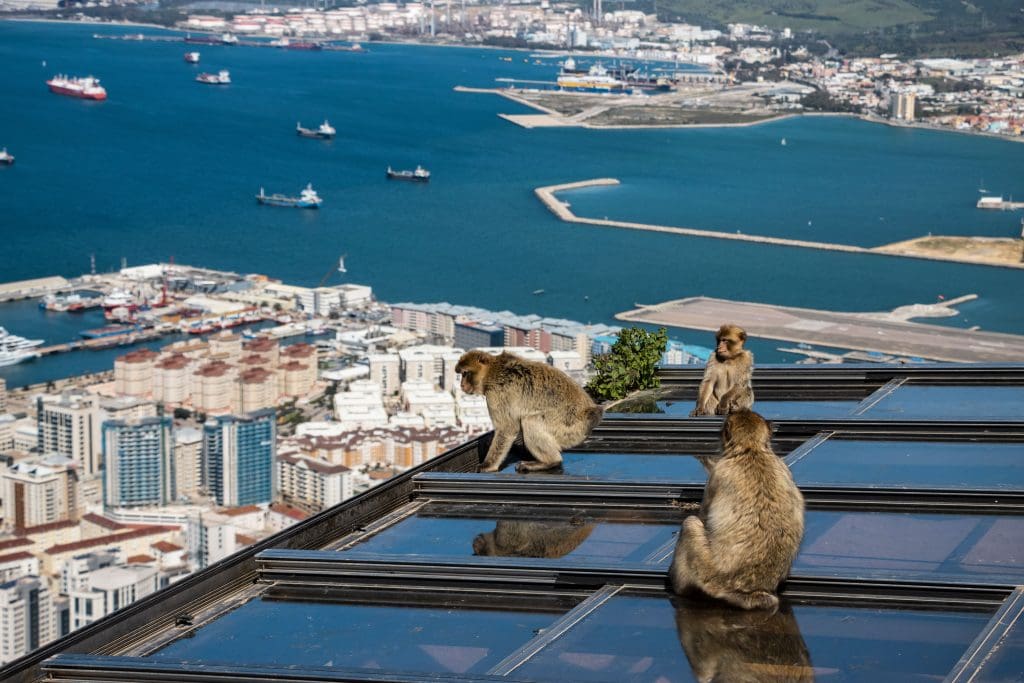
[670, 410, 804, 611]
[691, 324, 754, 417]
[675, 597, 814, 683]
[455, 350, 604, 473]
[472, 519, 596, 558]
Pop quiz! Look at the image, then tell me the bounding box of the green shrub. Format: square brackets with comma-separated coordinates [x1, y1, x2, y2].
[586, 327, 668, 401]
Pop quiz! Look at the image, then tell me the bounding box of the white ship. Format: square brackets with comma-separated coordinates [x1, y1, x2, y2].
[0, 327, 44, 367]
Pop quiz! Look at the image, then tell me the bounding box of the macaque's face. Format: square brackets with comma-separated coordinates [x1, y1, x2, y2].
[715, 326, 746, 361]
[455, 353, 486, 394]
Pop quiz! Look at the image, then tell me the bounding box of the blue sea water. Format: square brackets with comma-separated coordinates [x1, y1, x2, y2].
[1, 21, 1023, 387]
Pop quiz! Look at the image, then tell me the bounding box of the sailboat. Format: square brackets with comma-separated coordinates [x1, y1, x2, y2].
[338, 255, 347, 274]
[979, 179, 988, 194]
[781, 137, 787, 146]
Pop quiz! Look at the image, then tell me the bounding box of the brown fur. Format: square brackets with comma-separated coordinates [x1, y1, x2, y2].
[472, 520, 596, 558]
[455, 350, 604, 473]
[691, 324, 754, 417]
[670, 410, 805, 610]
[675, 598, 814, 683]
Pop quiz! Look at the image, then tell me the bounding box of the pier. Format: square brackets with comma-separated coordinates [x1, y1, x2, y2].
[535, 179, 1024, 270]
[617, 296, 1024, 363]
[0, 276, 71, 303]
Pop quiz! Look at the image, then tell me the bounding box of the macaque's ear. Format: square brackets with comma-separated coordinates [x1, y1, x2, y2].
[738, 330, 747, 342]
[477, 353, 492, 364]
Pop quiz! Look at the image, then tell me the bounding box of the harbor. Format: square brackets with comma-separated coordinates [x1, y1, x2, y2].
[617, 296, 1024, 363]
[536, 179, 1024, 270]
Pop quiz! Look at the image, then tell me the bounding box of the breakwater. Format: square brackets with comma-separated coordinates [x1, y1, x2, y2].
[535, 179, 1024, 270]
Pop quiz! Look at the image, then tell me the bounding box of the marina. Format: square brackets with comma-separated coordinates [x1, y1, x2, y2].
[617, 296, 1024, 363]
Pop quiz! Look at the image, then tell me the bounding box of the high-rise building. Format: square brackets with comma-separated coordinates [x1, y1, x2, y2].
[0, 457, 79, 531]
[0, 576, 55, 665]
[202, 410, 276, 507]
[173, 427, 203, 500]
[0, 377, 7, 414]
[101, 417, 175, 508]
[891, 91, 916, 121]
[36, 392, 99, 476]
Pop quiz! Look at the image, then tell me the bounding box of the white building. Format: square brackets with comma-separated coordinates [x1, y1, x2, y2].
[401, 381, 457, 427]
[68, 564, 158, 631]
[368, 353, 401, 396]
[1, 457, 79, 531]
[333, 380, 388, 430]
[0, 576, 56, 665]
[276, 454, 353, 513]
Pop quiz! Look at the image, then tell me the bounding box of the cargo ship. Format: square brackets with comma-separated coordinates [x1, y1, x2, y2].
[196, 70, 231, 85]
[256, 183, 322, 208]
[296, 120, 336, 139]
[556, 61, 626, 93]
[386, 165, 430, 182]
[184, 51, 200, 64]
[46, 75, 107, 100]
[80, 324, 142, 340]
[0, 148, 13, 166]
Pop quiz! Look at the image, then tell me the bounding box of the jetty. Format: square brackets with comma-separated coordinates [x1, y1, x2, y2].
[617, 296, 1024, 363]
[0, 276, 71, 303]
[977, 196, 1024, 211]
[535, 179, 1024, 270]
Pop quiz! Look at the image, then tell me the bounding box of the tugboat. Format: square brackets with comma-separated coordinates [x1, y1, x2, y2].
[256, 183, 322, 208]
[386, 165, 430, 182]
[296, 120, 336, 139]
[196, 70, 231, 85]
[46, 75, 107, 100]
[0, 148, 13, 166]
[184, 51, 200, 63]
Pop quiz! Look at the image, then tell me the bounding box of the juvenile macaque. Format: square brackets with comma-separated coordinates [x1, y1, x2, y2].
[670, 410, 804, 611]
[472, 519, 595, 558]
[675, 598, 814, 683]
[455, 350, 603, 473]
[691, 324, 754, 417]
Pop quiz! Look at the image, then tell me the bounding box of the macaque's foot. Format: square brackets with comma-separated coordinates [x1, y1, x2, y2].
[479, 463, 501, 473]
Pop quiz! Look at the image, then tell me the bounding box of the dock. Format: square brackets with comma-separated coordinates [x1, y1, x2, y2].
[0, 276, 71, 303]
[617, 296, 1024, 363]
[535, 179, 1024, 270]
[977, 197, 1024, 211]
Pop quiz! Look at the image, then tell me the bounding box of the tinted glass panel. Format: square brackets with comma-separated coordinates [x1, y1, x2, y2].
[515, 594, 989, 683]
[611, 399, 860, 419]
[797, 511, 1024, 584]
[342, 511, 677, 564]
[965, 604, 1024, 680]
[496, 452, 708, 482]
[151, 597, 556, 673]
[789, 440, 1024, 489]
[859, 386, 1024, 420]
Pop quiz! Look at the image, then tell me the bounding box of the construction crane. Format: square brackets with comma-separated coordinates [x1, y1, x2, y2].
[317, 255, 347, 287]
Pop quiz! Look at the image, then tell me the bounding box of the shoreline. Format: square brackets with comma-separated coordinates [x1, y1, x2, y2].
[536, 179, 1024, 270]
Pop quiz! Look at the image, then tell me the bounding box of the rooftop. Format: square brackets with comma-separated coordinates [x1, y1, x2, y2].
[8, 363, 1024, 683]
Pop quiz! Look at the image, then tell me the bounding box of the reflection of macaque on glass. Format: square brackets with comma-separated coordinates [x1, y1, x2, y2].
[675, 597, 815, 683]
[670, 410, 805, 610]
[472, 519, 596, 558]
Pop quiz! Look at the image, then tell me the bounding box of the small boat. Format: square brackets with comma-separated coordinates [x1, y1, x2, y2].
[296, 120, 336, 139]
[184, 51, 200, 63]
[386, 165, 430, 182]
[780, 137, 787, 146]
[196, 70, 230, 85]
[0, 148, 13, 166]
[532, 289, 545, 295]
[256, 183, 322, 208]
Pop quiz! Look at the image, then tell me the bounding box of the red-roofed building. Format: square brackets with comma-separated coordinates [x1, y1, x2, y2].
[0, 551, 39, 582]
[42, 526, 180, 577]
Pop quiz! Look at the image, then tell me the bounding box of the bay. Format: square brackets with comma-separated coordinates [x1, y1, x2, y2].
[1, 20, 1022, 387]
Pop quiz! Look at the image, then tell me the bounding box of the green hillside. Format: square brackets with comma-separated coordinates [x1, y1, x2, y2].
[641, 0, 1024, 55]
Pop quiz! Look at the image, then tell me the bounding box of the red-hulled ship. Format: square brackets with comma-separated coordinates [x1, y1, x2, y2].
[46, 75, 107, 100]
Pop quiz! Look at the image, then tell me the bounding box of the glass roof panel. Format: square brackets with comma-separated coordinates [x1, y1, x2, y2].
[149, 596, 559, 673]
[796, 511, 1024, 584]
[495, 451, 709, 482]
[858, 386, 1024, 420]
[963, 603, 1024, 681]
[514, 594, 990, 683]
[609, 399, 860, 419]
[341, 507, 677, 564]
[789, 440, 1024, 489]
